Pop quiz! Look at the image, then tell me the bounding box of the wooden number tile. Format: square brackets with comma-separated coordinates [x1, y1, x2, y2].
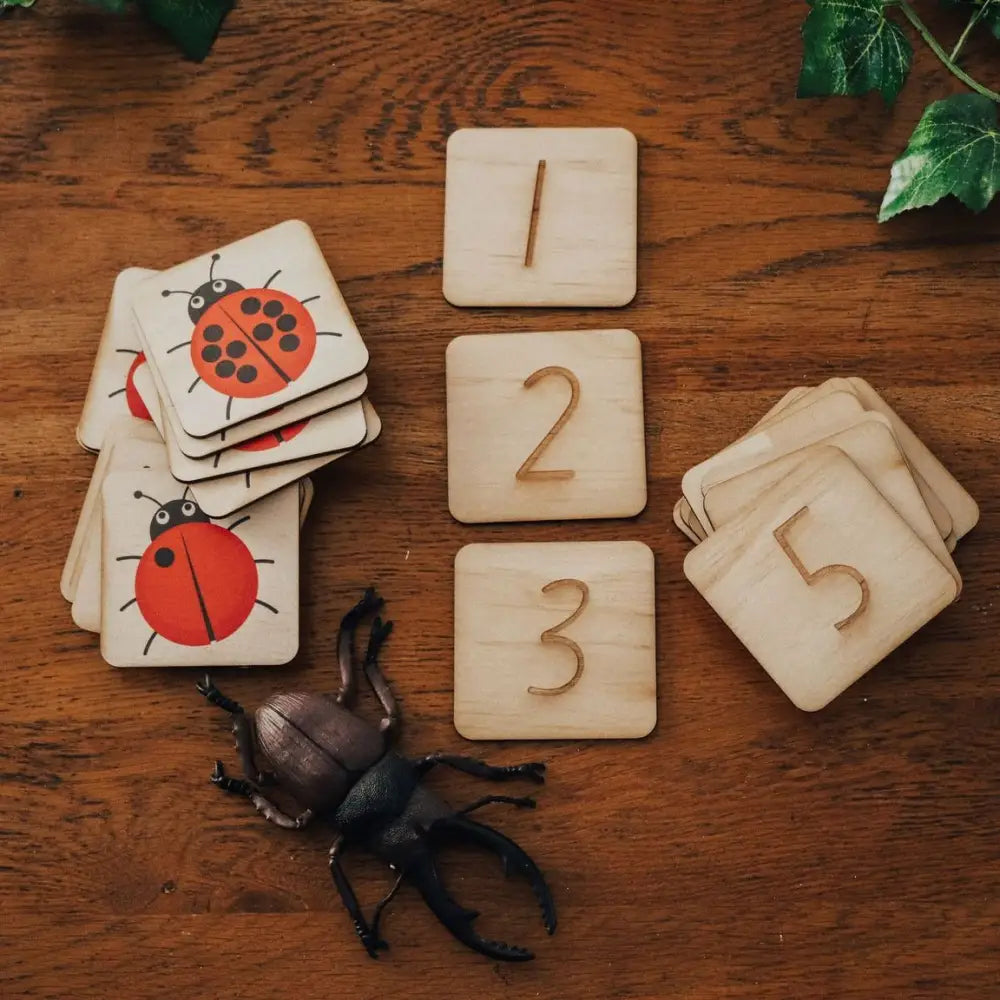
[446, 329, 647, 523]
[443, 127, 638, 307]
[454, 541, 656, 740]
[684, 447, 958, 712]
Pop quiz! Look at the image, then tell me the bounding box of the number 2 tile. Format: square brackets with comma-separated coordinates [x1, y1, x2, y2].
[454, 541, 657, 740]
[446, 329, 647, 523]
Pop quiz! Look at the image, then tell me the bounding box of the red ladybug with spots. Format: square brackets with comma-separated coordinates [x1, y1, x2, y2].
[118, 489, 277, 656]
[162, 254, 342, 420]
[212, 415, 311, 469]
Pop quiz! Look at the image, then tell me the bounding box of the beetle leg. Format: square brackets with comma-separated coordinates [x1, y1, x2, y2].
[211, 762, 312, 829]
[363, 616, 399, 737]
[329, 835, 389, 959]
[370, 870, 406, 940]
[335, 587, 384, 707]
[413, 755, 546, 785]
[457, 795, 536, 816]
[196, 674, 245, 715]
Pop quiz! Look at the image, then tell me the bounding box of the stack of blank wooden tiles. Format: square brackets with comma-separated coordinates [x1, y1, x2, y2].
[675, 377, 978, 711]
[61, 220, 380, 668]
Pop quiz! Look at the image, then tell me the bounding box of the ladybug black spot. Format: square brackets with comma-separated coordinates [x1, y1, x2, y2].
[226, 341, 247, 359]
[154, 547, 175, 568]
[263, 299, 284, 318]
[276, 314, 297, 332]
[216, 360, 236, 378]
[253, 323, 273, 341]
[279, 334, 300, 352]
[203, 325, 224, 343]
[237, 365, 258, 384]
[241, 297, 261, 315]
[202, 345, 222, 363]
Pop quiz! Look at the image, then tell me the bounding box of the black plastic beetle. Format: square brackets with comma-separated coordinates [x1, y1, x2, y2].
[197, 588, 556, 962]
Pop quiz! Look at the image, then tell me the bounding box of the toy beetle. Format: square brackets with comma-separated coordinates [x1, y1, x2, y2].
[197, 589, 556, 962]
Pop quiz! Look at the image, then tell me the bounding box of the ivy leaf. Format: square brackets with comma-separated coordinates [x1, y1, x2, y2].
[879, 93, 1000, 221]
[138, 0, 234, 61]
[798, 0, 913, 104]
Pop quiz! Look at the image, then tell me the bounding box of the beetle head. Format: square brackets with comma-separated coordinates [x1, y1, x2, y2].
[161, 253, 244, 323]
[134, 490, 210, 540]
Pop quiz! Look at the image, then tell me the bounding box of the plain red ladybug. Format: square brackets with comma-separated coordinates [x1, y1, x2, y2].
[162, 253, 343, 420]
[212, 412, 311, 469]
[108, 348, 152, 422]
[118, 489, 277, 656]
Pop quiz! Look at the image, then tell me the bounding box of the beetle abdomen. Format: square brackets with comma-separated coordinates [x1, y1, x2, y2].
[255, 693, 384, 812]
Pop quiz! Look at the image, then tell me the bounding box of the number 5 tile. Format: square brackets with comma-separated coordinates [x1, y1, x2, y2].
[446, 329, 647, 523]
[454, 541, 657, 740]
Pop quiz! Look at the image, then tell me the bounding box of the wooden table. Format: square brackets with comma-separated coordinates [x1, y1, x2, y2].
[2, 3, 998, 997]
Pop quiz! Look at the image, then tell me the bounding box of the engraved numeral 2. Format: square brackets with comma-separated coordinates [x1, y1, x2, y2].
[773, 505, 870, 631]
[528, 578, 590, 695]
[515, 366, 580, 482]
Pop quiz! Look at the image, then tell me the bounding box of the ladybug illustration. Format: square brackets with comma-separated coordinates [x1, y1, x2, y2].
[107, 349, 152, 422]
[117, 489, 277, 656]
[212, 413, 311, 469]
[162, 253, 343, 421]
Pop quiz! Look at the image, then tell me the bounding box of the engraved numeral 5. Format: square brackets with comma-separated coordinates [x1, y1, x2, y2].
[773, 505, 870, 631]
[515, 366, 580, 482]
[528, 578, 590, 696]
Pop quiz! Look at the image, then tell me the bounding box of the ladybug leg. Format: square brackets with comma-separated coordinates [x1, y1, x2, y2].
[143, 631, 158, 655]
[317, 331, 344, 337]
[167, 340, 192, 355]
[263, 269, 281, 288]
[299, 294, 320, 306]
[187, 376, 202, 394]
[226, 397, 234, 422]
[363, 616, 399, 737]
[255, 599, 279, 614]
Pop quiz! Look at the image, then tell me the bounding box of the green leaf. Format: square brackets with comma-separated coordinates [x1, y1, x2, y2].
[138, 0, 234, 61]
[798, 0, 913, 104]
[1, 0, 37, 8]
[879, 93, 1000, 221]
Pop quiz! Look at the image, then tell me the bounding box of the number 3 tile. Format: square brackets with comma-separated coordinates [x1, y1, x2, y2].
[454, 541, 657, 740]
[446, 329, 647, 523]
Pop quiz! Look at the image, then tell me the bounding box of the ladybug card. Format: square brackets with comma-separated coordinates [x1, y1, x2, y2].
[132, 363, 367, 481]
[131, 220, 370, 439]
[187, 397, 382, 518]
[131, 311, 368, 460]
[76, 268, 158, 452]
[71, 435, 170, 634]
[62, 416, 165, 604]
[100, 469, 300, 667]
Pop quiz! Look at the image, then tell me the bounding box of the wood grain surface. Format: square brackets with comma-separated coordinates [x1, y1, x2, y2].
[1, 2, 998, 998]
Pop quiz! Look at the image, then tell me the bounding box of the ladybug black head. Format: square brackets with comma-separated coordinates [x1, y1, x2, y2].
[161, 253, 244, 324]
[134, 490, 211, 540]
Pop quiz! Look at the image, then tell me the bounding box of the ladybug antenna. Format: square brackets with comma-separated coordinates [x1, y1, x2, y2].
[181, 485, 193, 501]
[133, 490, 163, 507]
[208, 253, 221, 282]
[160, 288, 194, 299]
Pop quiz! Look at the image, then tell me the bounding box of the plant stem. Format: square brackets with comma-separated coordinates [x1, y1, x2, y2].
[950, 4, 986, 61]
[895, 0, 1000, 103]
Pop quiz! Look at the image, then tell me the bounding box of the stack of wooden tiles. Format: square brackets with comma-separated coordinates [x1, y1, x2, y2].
[62, 220, 380, 668]
[675, 377, 978, 711]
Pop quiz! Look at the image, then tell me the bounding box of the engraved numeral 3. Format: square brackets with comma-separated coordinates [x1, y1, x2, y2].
[773, 505, 870, 631]
[528, 578, 590, 695]
[515, 366, 580, 482]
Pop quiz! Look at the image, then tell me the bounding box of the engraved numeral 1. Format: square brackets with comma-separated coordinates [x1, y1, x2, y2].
[773, 505, 870, 631]
[528, 578, 590, 696]
[524, 159, 546, 268]
[515, 366, 580, 482]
